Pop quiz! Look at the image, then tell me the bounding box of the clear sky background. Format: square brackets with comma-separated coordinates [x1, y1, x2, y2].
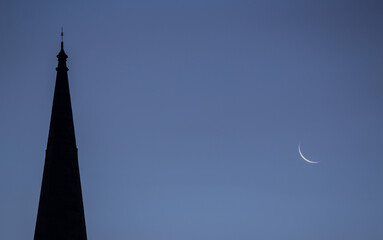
[1, 0, 383, 239]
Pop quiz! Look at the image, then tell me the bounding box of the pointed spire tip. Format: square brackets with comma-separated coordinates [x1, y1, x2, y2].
[57, 27, 68, 63]
[61, 27, 64, 50]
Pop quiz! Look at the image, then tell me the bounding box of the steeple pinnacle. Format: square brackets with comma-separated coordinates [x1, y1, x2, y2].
[61, 28, 64, 50]
[57, 28, 68, 70]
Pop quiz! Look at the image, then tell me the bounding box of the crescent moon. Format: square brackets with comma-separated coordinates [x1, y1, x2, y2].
[298, 144, 319, 164]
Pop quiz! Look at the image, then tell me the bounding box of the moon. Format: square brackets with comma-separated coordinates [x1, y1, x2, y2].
[298, 144, 319, 164]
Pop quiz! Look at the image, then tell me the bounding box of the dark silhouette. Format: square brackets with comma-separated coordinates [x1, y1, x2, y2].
[34, 32, 87, 240]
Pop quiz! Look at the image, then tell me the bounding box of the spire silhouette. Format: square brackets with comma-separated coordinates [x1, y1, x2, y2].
[34, 35, 87, 240]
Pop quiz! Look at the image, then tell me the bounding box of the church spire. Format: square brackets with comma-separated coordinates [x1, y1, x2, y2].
[47, 31, 72, 147]
[34, 34, 87, 240]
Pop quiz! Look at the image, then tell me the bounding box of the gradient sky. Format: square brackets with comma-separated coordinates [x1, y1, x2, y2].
[1, 0, 383, 239]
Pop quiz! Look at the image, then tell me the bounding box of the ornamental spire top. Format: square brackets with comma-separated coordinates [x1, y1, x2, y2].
[61, 28, 64, 49]
[57, 28, 68, 68]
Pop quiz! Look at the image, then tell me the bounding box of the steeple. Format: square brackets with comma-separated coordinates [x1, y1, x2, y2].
[47, 29, 73, 148]
[34, 33, 87, 240]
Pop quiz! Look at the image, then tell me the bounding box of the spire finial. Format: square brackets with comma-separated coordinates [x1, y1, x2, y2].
[61, 27, 64, 49]
[57, 27, 68, 63]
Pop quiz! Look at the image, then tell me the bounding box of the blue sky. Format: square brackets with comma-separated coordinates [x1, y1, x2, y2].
[1, 0, 383, 239]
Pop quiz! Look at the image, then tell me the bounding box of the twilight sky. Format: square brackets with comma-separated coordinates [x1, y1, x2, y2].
[1, 0, 383, 239]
